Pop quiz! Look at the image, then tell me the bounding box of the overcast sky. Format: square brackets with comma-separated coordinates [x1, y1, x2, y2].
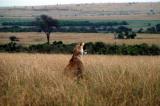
[0, 0, 160, 7]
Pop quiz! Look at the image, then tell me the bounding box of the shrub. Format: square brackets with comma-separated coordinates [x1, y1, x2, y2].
[0, 42, 25, 52]
[9, 36, 19, 42]
[0, 41, 159, 55]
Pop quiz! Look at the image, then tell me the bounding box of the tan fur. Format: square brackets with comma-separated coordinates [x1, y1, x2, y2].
[64, 42, 86, 79]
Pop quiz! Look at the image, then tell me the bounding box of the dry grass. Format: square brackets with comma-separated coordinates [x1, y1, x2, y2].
[1, 32, 160, 45]
[0, 53, 160, 106]
[0, 3, 160, 20]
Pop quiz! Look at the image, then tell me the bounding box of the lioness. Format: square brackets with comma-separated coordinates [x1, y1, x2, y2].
[64, 42, 87, 79]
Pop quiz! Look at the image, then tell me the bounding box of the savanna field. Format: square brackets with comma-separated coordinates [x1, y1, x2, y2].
[1, 32, 160, 45]
[0, 53, 160, 106]
[0, 2, 160, 106]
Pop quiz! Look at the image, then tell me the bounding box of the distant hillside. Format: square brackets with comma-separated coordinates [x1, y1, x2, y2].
[0, 2, 160, 20]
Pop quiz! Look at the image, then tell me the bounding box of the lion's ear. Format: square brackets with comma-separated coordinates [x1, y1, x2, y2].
[80, 42, 85, 46]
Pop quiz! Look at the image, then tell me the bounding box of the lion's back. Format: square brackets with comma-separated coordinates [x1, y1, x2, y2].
[64, 57, 84, 78]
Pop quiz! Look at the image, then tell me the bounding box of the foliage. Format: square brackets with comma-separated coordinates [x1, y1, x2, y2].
[34, 15, 59, 44]
[0, 20, 129, 33]
[2, 20, 128, 27]
[1, 18, 160, 33]
[0, 41, 159, 55]
[0, 42, 25, 52]
[2, 21, 37, 26]
[145, 24, 160, 33]
[115, 26, 137, 39]
[0, 26, 40, 32]
[9, 36, 19, 42]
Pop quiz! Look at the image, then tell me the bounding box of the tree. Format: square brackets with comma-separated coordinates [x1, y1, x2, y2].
[117, 32, 125, 39]
[138, 28, 144, 33]
[114, 26, 136, 39]
[9, 36, 19, 42]
[7, 36, 21, 52]
[146, 27, 156, 33]
[156, 24, 160, 32]
[116, 26, 131, 33]
[129, 32, 137, 39]
[35, 15, 59, 44]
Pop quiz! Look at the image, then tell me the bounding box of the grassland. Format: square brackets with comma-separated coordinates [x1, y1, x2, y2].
[0, 32, 160, 46]
[0, 2, 160, 20]
[0, 53, 160, 106]
[0, 2, 160, 105]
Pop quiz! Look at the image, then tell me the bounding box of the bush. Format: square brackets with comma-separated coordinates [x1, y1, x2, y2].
[115, 26, 136, 39]
[9, 36, 19, 42]
[0, 41, 159, 55]
[145, 23, 160, 33]
[0, 42, 26, 52]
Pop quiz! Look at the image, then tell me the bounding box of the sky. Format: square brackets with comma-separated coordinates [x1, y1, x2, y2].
[0, 0, 160, 7]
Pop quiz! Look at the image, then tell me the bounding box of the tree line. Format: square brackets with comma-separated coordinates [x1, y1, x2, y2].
[0, 41, 159, 55]
[0, 20, 129, 33]
[144, 24, 160, 33]
[0, 15, 136, 45]
[0, 15, 129, 35]
[2, 20, 128, 27]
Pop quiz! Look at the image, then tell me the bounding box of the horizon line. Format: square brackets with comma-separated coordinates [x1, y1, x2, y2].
[0, 1, 160, 8]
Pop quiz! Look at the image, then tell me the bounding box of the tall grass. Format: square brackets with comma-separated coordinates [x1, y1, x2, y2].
[0, 53, 160, 106]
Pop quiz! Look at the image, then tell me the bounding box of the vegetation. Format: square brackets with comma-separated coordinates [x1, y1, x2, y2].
[0, 20, 128, 33]
[2, 20, 128, 27]
[0, 41, 159, 55]
[115, 26, 137, 39]
[0, 3, 160, 105]
[0, 26, 40, 32]
[0, 54, 160, 106]
[145, 24, 160, 33]
[9, 36, 19, 42]
[34, 15, 59, 44]
[1, 18, 160, 33]
[1, 32, 160, 46]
